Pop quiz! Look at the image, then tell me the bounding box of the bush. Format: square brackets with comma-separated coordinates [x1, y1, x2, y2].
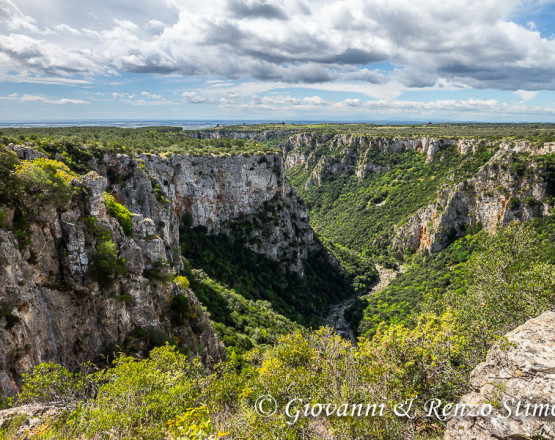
[65, 345, 205, 439]
[174, 276, 190, 290]
[167, 406, 228, 440]
[91, 240, 127, 288]
[104, 193, 133, 236]
[18, 362, 92, 404]
[442, 223, 555, 358]
[170, 294, 191, 326]
[0, 146, 22, 205]
[0, 302, 20, 329]
[14, 157, 76, 208]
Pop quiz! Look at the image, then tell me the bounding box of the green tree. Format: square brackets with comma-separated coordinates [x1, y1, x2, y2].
[443, 224, 555, 357]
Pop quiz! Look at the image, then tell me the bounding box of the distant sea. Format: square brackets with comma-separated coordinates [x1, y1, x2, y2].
[0, 119, 438, 129]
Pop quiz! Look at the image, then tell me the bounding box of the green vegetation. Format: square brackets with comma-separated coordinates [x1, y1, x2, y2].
[148, 176, 170, 207]
[91, 240, 127, 288]
[0, 302, 20, 329]
[104, 193, 133, 236]
[181, 226, 352, 328]
[174, 275, 190, 290]
[0, 147, 22, 206]
[432, 221, 555, 358]
[352, 216, 554, 342]
[188, 268, 300, 355]
[287, 141, 495, 260]
[14, 158, 76, 208]
[0, 146, 81, 251]
[1, 127, 278, 175]
[201, 122, 555, 143]
[169, 294, 191, 326]
[320, 236, 378, 293]
[352, 232, 479, 339]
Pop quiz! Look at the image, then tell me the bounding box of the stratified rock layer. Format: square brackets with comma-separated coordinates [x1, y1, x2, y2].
[445, 311, 555, 440]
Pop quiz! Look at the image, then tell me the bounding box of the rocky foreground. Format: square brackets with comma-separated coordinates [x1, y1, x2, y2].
[446, 311, 555, 439]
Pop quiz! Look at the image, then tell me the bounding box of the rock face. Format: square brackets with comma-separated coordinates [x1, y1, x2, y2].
[0, 171, 225, 397]
[0, 147, 320, 396]
[391, 144, 553, 254]
[445, 311, 555, 440]
[98, 153, 316, 274]
[186, 129, 294, 141]
[281, 134, 451, 188]
[281, 133, 554, 255]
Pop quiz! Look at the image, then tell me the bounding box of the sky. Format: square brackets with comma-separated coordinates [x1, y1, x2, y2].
[0, 0, 555, 122]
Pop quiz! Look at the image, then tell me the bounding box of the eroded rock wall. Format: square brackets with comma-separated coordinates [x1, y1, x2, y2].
[99, 153, 316, 274]
[392, 144, 554, 254]
[0, 172, 224, 397]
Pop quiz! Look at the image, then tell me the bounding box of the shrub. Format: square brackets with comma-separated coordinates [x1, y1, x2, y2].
[143, 259, 174, 282]
[174, 276, 190, 290]
[0, 302, 20, 329]
[65, 345, 205, 439]
[0, 146, 22, 205]
[170, 294, 190, 325]
[18, 362, 92, 404]
[167, 406, 228, 440]
[14, 157, 76, 208]
[91, 240, 127, 288]
[12, 207, 30, 249]
[442, 223, 555, 358]
[103, 193, 133, 236]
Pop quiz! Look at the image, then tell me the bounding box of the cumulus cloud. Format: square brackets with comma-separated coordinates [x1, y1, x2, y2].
[514, 89, 538, 102]
[182, 91, 207, 103]
[218, 92, 555, 119]
[1, 0, 555, 92]
[228, 0, 288, 20]
[112, 91, 177, 105]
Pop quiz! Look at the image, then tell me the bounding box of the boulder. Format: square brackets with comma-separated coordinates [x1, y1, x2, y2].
[445, 311, 555, 440]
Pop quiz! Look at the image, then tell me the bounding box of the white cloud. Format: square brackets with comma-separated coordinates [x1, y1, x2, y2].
[182, 91, 207, 103]
[0, 93, 88, 104]
[0, 0, 554, 92]
[514, 89, 538, 102]
[112, 91, 177, 105]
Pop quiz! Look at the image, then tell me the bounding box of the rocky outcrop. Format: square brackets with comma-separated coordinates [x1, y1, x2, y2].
[445, 311, 555, 440]
[0, 172, 224, 397]
[0, 145, 323, 395]
[392, 144, 554, 254]
[187, 129, 294, 141]
[7, 144, 47, 161]
[0, 403, 70, 438]
[281, 134, 456, 189]
[98, 153, 316, 274]
[280, 132, 553, 255]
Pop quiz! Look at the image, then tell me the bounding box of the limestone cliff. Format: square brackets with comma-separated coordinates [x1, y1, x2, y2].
[0, 145, 321, 397]
[187, 129, 293, 142]
[0, 167, 224, 397]
[281, 133, 448, 187]
[391, 142, 554, 254]
[280, 133, 554, 255]
[98, 152, 316, 275]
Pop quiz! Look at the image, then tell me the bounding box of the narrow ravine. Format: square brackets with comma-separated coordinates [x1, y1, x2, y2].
[325, 265, 400, 342]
